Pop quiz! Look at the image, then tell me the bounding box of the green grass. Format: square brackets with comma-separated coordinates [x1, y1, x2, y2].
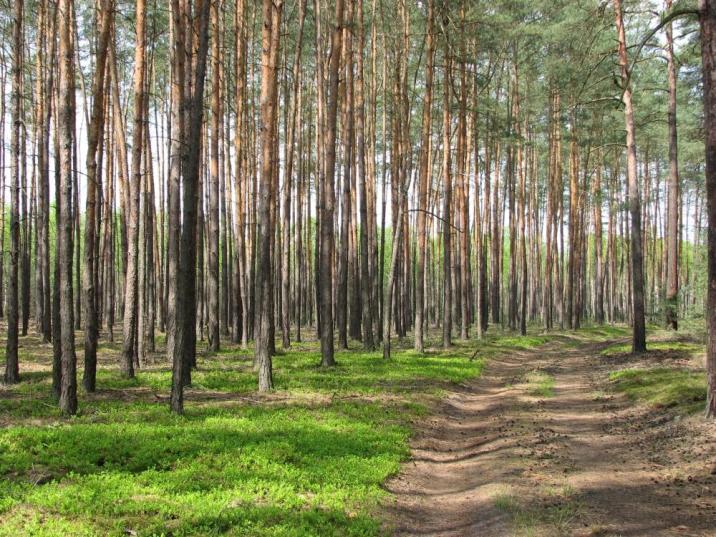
[600, 340, 702, 356]
[0, 331, 557, 537]
[524, 370, 555, 398]
[609, 368, 707, 414]
[492, 485, 582, 536]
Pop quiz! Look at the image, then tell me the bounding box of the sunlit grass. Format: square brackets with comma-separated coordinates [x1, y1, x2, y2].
[0, 329, 561, 536]
[601, 340, 702, 357]
[524, 370, 555, 398]
[609, 368, 706, 414]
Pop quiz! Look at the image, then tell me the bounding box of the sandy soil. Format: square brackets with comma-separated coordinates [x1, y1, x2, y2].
[385, 338, 716, 537]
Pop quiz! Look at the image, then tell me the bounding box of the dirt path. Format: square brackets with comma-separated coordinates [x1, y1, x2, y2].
[386, 338, 716, 537]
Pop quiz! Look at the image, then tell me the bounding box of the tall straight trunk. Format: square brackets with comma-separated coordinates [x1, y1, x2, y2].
[594, 150, 605, 324]
[34, 0, 52, 342]
[458, 13, 469, 340]
[281, 0, 306, 349]
[166, 0, 185, 361]
[414, 0, 434, 353]
[614, 0, 646, 352]
[356, 0, 374, 350]
[442, 44, 452, 349]
[207, 0, 221, 352]
[233, 0, 249, 347]
[83, 0, 113, 392]
[337, 0, 354, 349]
[121, 0, 147, 377]
[170, 0, 210, 414]
[58, 0, 77, 414]
[665, 0, 680, 330]
[698, 0, 716, 418]
[0, 62, 5, 321]
[319, 0, 344, 366]
[567, 111, 578, 329]
[5, 0, 23, 384]
[255, 0, 283, 391]
[491, 138, 502, 326]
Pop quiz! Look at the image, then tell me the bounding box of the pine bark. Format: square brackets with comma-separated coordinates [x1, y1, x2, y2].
[698, 0, 716, 418]
[319, 0, 345, 367]
[83, 0, 113, 392]
[615, 0, 647, 352]
[58, 0, 78, 414]
[5, 0, 23, 384]
[665, 0, 680, 330]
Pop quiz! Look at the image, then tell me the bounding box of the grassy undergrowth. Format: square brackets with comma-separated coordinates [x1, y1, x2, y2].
[525, 371, 555, 398]
[601, 340, 702, 356]
[0, 331, 551, 537]
[605, 324, 707, 415]
[609, 368, 706, 414]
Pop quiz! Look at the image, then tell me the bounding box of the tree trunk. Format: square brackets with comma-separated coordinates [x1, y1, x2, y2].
[82, 0, 113, 392]
[170, 0, 211, 414]
[121, 0, 147, 377]
[281, 0, 306, 350]
[255, 0, 283, 391]
[319, 0, 344, 367]
[207, 0, 221, 352]
[442, 41, 452, 349]
[615, 0, 647, 352]
[356, 0, 374, 350]
[5, 0, 23, 384]
[698, 0, 716, 418]
[665, 0, 680, 330]
[58, 0, 78, 414]
[166, 0, 185, 363]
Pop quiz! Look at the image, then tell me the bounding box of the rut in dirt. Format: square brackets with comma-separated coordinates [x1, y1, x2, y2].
[385, 339, 716, 537]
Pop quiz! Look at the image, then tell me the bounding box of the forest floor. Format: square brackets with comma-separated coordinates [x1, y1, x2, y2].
[0, 324, 713, 536]
[386, 326, 716, 537]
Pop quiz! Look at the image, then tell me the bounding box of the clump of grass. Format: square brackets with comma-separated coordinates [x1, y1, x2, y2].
[609, 367, 706, 414]
[576, 325, 630, 341]
[493, 486, 581, 536]
[600, 340, 702, 357]
[525, 370, 555, 398]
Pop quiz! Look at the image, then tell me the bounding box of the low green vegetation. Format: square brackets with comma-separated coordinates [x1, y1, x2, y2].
[0, 332, 551, 536]
[524, 370, 555, 398]
[609, 368, 707, 414]
[492, 483, 582, 536]
[601, 340, 702, 357]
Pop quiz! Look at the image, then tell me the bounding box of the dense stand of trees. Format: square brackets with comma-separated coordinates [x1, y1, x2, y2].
[0, 0, 714, 416]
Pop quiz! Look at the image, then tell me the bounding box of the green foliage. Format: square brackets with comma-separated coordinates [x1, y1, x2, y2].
[600, 340, 702, 356]
[609, 367, 706, 414]
[0, 332, 558, 536]
[525, 371, 555, 398]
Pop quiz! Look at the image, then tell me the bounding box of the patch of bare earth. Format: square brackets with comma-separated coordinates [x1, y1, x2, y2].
[385, 338, 716, 537]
